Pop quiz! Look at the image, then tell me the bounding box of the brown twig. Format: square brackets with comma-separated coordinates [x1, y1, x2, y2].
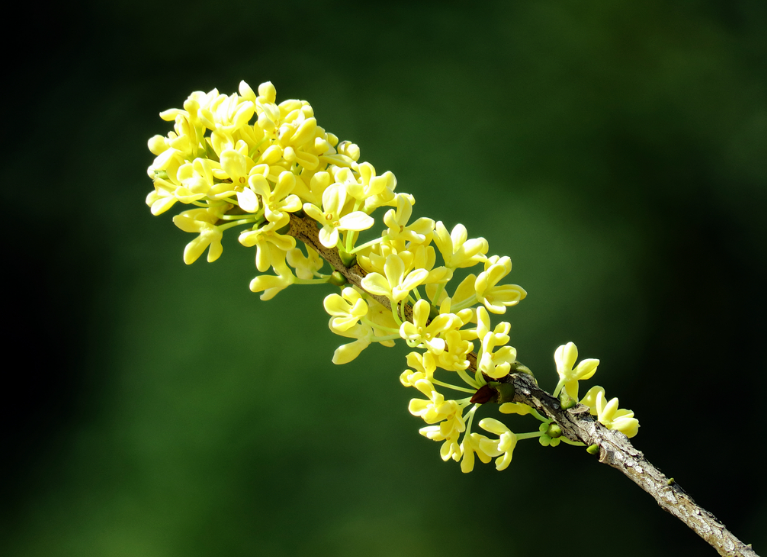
[286, 212, 758, 557]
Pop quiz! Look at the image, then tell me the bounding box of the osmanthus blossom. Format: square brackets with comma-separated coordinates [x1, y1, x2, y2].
[433, 221, 489, 269]
[408, 379, 462, 425]
[329, 322, 374, 365]
[323, 287, 368, 332]
[479, 418, 517, 471]
[238, 217, 296, 273]
[420, 425, 462, 462]
[249, 170, 302, 223]
[554, 342, 599, 400]
[581, 386, 640, 438]
[382, 194, 435, 244]
[172, 208, 224, 264]
[436, 330, 474, 372]
[361, 254, 429, 304]
[460, 433, 493, 473]
[249, 259, 295, 301]
[146, 80, 640, 475]
[341, 163, 392, 202]
[303, 183, 374, 248]
[475, 256, 527, 314]
[399, 299, 455, 352]
[286, 246, 324, 280]
[400, 350, 437, 387]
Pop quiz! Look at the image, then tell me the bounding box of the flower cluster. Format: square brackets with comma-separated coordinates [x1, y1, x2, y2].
[145, 81, 638, 473]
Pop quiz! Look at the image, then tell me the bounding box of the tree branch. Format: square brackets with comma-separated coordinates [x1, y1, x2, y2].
[286, 212, 758, 557]
[498, 373, 758, 557]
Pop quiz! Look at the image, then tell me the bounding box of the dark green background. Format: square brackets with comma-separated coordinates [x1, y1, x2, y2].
[5, 1, 766, 555]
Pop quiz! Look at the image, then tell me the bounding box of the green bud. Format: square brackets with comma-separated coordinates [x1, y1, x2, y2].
[586, 444, 599, 455]
[545, 423, 562, 439]
[328, 271, 347, 287]
[667, 478, 675, 486]
[510, 362, 536, 382]
[495, 382, 515, 403]
[538, 422, 549, 433]
[338, 249, 356, 267]
[558, 389, 576, 410]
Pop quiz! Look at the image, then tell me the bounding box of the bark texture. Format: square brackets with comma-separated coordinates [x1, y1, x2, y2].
[287, 212, 758, 557]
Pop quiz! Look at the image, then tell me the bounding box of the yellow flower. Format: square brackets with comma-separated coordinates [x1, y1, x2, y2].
[460, 432, 492, 473]
[360, 254, 429, 304]
[478, 315, 517, 379]
[382, 194, 435, 244]
[329, 322, 374, 364]
[436, 331, 474, 371]
[249, 171, 302, 223]
[474, 256, 527, 314]
[554, 342, 599, 400]
[341, 163, 392, 202]
[419, 426, 463, 462]
[323, 287, 369, 332]
[399, 351, 437, 386]
[581, 386, 639, 438]
[286, 245, 324, 280]
[238, 217, 296, 272]
[216, 149, 260, 211]
[303, 184, 374, 248]
[146, 186, 178, 216]
[399, 299, 455, 352]
[475, 306, 510, 345]
[249, 260, 296, 300]
[408, 380, 461, 424]
[172, 208, 224, 264]
[433, 222, 488, 269]
[478, 418, 517, 471]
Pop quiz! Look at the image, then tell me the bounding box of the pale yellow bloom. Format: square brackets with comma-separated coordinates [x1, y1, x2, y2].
[238, 217, 295, 272]
[419, 426, 463, 462]
[555, 342, 599, 400]
[399, 299, 454, 352]
[436, 330, 474, 371]
[172, 208, 224, 264]
[433, 222, 488, 269]
[476, 306, 510, 345]
[475, 256, 527, 314]
[303, 184, 374, 248]
[365, 299, 399, 347]
[323, 287, 369, 332]
[425, 271, 476, 310]
[478, 418, 517, 471]
[329, 322, 374, 364]
[437, 297, 475, 330]
[249, 260, 296, 300]
[399, 351, 437, 386]
[383, 194, 435, 244]
[146, 186, 178, 216]
[460, 432, 492, 473]
[478, 323, 517, 379]
[340, 163, 392, 202]
[408, 380, 461, 424]
[218, 149, 257, 206]
[581, 386, 639, 438]
[249, 171, 302, 223]
[360, 254, 429, 304]
[286, 245, 324, 279]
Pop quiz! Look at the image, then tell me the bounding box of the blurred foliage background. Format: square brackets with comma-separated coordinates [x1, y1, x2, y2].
[4, 1, 766, 556]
